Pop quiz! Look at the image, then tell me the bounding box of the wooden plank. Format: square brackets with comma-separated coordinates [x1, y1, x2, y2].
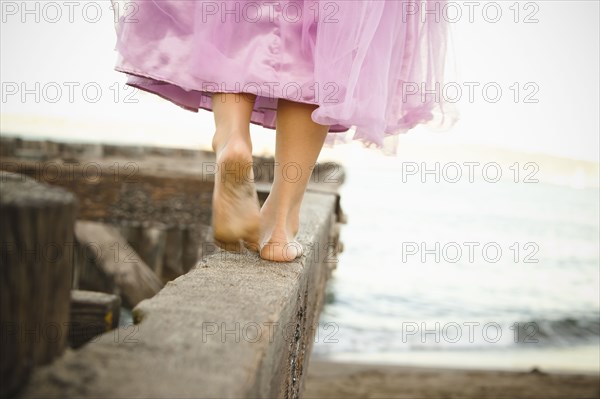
[68, 290, 121, 349]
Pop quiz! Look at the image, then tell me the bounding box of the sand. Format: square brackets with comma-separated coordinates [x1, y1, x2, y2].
[304, 361, 600, 399]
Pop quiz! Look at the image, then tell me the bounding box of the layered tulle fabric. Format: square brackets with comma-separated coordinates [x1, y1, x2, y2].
[112, 0, 458, 153]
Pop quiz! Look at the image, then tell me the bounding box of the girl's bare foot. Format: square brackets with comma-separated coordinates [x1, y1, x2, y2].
[212, 137, 260, 252]
[258, 198, 302, 262]
[255, 99, 329, 262]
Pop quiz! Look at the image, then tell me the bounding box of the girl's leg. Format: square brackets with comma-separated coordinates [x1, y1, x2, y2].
[260, 99, 329, 262]
[211, 92, 260, 252]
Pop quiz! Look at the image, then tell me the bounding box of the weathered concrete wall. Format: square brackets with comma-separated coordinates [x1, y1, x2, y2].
[18, 191, 339, 399]
[2, 137, 343, 398]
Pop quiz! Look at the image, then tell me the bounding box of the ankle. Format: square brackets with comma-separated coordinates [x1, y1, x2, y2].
[212, 129, 252, 154]
[261, 201, 301, 236]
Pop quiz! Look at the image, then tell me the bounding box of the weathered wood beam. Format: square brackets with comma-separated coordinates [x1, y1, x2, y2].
[74, 221, 163, 308]
[68, 290, 121, 349]
[0, 172, 77, 398]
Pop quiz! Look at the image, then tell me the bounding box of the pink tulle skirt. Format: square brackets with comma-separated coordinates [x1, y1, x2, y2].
[112, 0, 457, 152]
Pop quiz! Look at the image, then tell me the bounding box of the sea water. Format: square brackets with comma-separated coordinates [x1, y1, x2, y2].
[312, 156, 600, 372]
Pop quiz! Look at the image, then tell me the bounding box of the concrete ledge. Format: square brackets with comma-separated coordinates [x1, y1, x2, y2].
[20, 191, 339, 399]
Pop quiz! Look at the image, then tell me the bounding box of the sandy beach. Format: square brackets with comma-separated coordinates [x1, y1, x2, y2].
[304, 361, 600, 399]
